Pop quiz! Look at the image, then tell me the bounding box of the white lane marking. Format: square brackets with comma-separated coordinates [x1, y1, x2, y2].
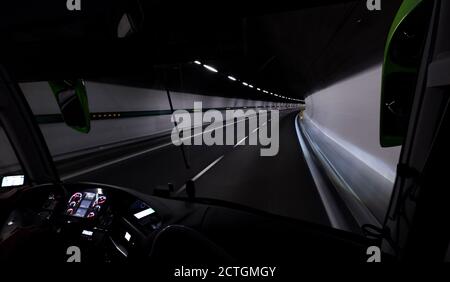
[62, 113, 260, 180]
[61, 141, 173, 181]
[175, 155, 225, 195]
[192, 155, 225, 182]
[182, 114, 258, 140]
[234, 136, 249, 147]
[63, 110, 284, 181]
[176, 118, 264, 194]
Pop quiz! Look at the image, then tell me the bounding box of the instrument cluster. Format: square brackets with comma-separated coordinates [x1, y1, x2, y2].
[66, 190, 107, 219]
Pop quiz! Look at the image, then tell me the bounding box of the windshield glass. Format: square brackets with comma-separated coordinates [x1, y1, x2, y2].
[13, 1, 404, 233]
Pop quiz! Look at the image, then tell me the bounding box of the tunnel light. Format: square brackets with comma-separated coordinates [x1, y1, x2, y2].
[203, 65, 218, 73]
[248, 85, 254, 88]
[242, 82, 248, 86]
[257, 88, 261, 91]
[263, 90, 268, 94]
[228, 76, 237, 81]
[194, 60, 202, 65]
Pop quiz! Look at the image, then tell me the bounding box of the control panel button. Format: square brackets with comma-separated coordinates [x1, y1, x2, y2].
[69, 192, 82, 203]
[97, 196, 107, 205]
[66, 208, 74, 216]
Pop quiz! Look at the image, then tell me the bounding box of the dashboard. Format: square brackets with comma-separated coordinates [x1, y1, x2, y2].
[8, 183, 168, 262]
[57, 185, 163, 261]
[0, 182, 372, 264]
[66, 190, 106, 219]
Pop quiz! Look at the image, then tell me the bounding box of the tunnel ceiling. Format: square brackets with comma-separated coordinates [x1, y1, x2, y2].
[1, 0, 401, 101]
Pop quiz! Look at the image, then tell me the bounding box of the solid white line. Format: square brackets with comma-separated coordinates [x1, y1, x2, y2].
[181, 114, 258, 140]
[61, 141, 173, 181]
[64, 109, 292, 182]
[62, 113, 260, 181]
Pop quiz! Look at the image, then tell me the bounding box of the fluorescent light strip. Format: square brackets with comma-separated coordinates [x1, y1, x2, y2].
[196, 61, 295, 103]
[203, 65, 218, 73]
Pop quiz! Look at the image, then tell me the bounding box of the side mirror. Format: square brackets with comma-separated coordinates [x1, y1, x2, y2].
[116, 2, 145, 39]
[380, 0, 433, 147]
[48, 80, 91, 133]
[117, 13, 136, 38]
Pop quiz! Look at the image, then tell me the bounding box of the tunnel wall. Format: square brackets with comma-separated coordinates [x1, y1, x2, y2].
[302, 65, 401, 224]
[0, 82, 295, 172]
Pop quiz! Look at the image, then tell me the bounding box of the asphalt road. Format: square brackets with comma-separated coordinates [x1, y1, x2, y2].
[67, 110, 330, 226]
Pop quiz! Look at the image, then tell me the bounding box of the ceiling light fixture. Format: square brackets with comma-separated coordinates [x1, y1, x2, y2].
[203, 65, 218, 73]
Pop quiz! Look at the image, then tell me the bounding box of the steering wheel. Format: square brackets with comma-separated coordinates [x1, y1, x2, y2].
[0, 183, 68, 262]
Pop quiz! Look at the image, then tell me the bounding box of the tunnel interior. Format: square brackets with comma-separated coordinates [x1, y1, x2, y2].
[0, 0, 414, 254]
[1, 0, 401, 101]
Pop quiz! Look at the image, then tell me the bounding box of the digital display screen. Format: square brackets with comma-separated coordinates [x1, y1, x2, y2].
[1, 175, 24, 187]
[82, 230, 93, 236]
[74, 208, 88, 218]
[84, 192, 96, 200]
[79, 199, 92, 209]
[134, 207, 155, 219]
[67, 191, 106, 218]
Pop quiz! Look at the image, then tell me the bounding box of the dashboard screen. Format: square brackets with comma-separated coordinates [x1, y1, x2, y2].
[1, 175, 24, 187]
[74, 208, 88, 218]
[134, 207, 155, 219]
[80, 199, 92, 209]
[66, 191, 106, 218]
